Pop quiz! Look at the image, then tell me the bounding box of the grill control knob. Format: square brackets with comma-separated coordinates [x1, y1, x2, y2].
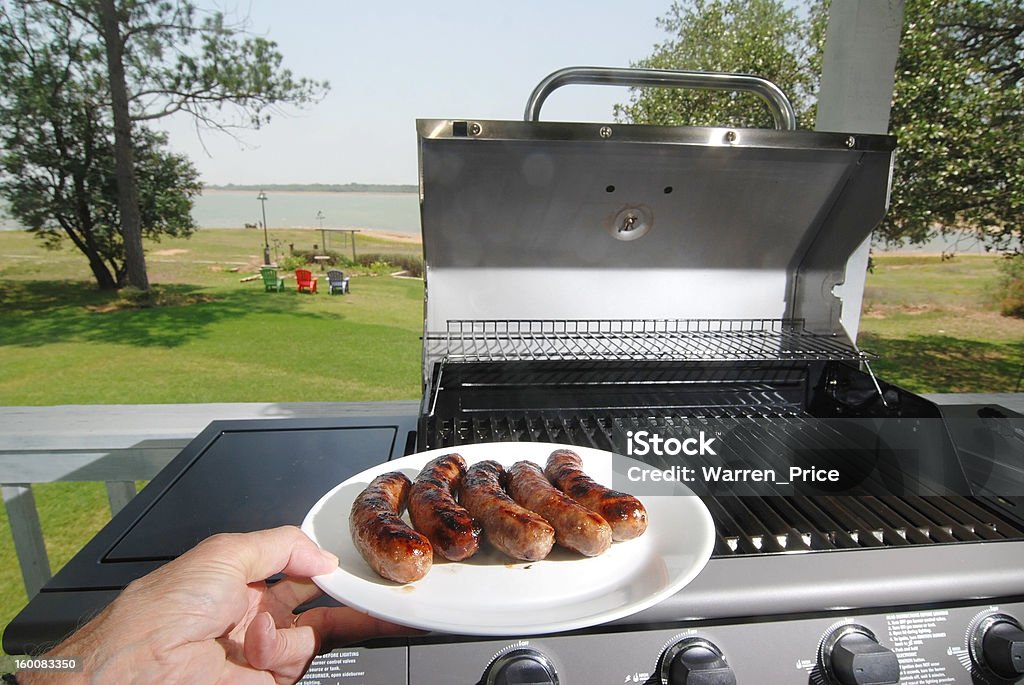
[819, 625, 900, 685]
[971, 613, 1024, 682]
[483, 648, 558, 685]
[659, 637, 737, 685]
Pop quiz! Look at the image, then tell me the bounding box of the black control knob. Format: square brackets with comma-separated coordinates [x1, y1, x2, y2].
[971, 614, 1024, 682]
[659, 637, 737, 685]
[819, 625, 900, 685]
[483, 648, 558, 685]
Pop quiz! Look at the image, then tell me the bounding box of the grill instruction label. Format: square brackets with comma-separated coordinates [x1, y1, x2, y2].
[886, 610, 954, 685]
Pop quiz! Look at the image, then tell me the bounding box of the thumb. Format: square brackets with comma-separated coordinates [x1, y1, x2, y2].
[243, 611, 319, 684]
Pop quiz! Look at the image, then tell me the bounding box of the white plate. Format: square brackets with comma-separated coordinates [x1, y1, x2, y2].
[301, 442, 714, 635]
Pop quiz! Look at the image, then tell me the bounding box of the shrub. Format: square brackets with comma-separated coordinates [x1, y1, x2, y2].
[998, 254, 1024, 319]
[354, 253, 424, 278]
[278, 255, 309, 271]
[117, 286, 158, 308]
[278, 250, 424, 277]
[1001, 277, 1024, 318]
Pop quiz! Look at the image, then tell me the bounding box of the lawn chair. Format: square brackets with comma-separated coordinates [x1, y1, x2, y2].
[295, 268, 318, 294]
[326, 269, 350, 295]
[260, 267, 284, 292]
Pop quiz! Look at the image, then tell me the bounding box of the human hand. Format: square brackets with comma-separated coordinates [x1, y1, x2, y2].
[22, 526, 417, 684]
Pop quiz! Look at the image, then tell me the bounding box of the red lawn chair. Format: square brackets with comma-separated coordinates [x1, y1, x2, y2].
[295, 268, 318, 294]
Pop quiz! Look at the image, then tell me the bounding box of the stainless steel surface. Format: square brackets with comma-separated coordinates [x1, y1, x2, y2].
[523, 66, 798, 131]
[418, 118, 894, 342]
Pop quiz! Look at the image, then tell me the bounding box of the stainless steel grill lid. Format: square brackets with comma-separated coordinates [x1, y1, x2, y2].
[417, 68, 897, 375]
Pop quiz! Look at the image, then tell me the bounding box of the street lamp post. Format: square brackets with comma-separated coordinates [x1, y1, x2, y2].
[257, 190, 270, 265]
[316, 210, 325, 256]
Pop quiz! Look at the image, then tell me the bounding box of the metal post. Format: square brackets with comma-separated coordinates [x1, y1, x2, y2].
[317, 210, 326, 258]
[2, 484, 51, 597]
[257, 190, 270, 265]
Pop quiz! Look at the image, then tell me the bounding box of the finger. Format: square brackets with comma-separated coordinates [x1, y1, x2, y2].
[297, 606, 426, 651]
[267, 577, 324, 616]
[243, 611, 319, 684]
[194, 526, 339, 584]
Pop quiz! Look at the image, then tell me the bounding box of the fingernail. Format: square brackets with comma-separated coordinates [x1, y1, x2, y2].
[262, 611, 274, 635]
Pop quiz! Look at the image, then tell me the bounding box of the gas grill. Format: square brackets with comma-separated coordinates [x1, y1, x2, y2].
[407, 67, 1024, 684]
[5, 68, 1024, 685]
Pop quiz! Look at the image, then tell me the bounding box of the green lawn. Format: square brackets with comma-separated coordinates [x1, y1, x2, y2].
[0, 228, 425, 662]
[1, 231, 1022, 661]
[1, 229, 424, 404]
[859, 254, 1024, 392]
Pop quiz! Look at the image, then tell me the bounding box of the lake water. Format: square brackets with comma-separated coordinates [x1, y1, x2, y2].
[1, 190, 1015, 253]
[195, 190, 421, 235]
[0, 189, 423, 236]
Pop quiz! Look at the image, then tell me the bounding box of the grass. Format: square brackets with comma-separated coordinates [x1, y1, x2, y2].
[1, 231, 1022, 662]
[0, 229, 424, 404]
[859, 254, 1024, 392]
[0, 228, 425, 662]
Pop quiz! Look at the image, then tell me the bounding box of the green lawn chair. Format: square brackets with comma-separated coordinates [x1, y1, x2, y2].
[260, 267, 284, 292]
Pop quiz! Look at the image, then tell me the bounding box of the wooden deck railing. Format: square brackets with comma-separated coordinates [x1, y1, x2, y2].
[0, 442, 181, 596]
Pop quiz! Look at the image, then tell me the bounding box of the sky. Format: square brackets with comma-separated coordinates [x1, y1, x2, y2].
[155, 1, 674, 186]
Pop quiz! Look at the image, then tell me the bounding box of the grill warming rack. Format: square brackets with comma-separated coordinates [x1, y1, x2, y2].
[423, 319, 888, 415]
[428, 319, 869, 363]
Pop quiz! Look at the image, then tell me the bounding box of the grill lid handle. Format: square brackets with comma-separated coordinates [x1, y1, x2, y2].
[524, 66, 798, 131]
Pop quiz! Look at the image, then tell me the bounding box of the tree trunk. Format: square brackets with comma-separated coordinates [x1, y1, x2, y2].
[97, 0, 149, 291]
[87, 255, 119, 290]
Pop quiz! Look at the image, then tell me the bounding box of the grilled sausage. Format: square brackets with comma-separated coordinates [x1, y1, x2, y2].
[408, 453, 481, 561]
[459, 460, 555, 561]
[545, 449, 648, 541]
[507, 460, 612, 556]
[349, 472, 433, 583]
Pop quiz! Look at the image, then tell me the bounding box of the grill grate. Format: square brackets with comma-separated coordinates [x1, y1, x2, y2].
[705, 495, 1024, 556]
[423, 409, 1024, 557]
[427, 319, 869, 364]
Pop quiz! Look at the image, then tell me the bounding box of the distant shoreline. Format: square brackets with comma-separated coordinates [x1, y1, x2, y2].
[204, 183, 416, 194]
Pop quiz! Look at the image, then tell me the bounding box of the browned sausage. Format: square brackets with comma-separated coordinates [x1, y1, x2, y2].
[459, 460, 555, 561]
[545, 449, 648, 541]
[507, 460, 612, 556]
[408, 453, 481, 561]
[349, 472, 433, 583]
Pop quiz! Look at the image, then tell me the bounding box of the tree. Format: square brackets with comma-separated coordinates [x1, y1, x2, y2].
[7, 0, 329, 290]
[884, 0, 1023, 250]
[0, 2, 200, 289]
[619, 0, 1023, 254]
[614, 0, 827, 129]
[98, 0, 149, 289]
